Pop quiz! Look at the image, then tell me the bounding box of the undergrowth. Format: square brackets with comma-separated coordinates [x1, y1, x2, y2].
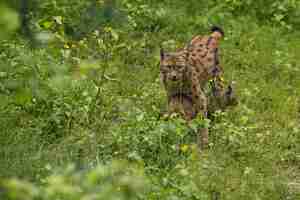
[0, 0, 300, 199]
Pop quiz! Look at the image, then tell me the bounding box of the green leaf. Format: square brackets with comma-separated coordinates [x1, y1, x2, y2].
[14, 88, 32, 105]
[41, 20, 53, 29]
[110, 29, 119, 41]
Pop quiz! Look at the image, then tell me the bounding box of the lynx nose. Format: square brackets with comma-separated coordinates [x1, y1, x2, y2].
[170, 71, 178, 81]
[171, 74, 177, 81]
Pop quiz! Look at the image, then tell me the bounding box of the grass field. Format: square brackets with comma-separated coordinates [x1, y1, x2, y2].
[0, 1, 300, 199]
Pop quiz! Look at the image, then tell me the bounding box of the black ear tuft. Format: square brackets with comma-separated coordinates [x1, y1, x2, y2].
[211, 26, 224, 37]
[225, 85, 233, 96]
[228, 85, 233, 93]
[160, 48, 164, 60]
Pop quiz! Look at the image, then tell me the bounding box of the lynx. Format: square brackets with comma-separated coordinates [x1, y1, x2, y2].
[160, 26, 237, 149]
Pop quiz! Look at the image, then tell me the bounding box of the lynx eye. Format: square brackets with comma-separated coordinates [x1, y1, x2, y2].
[161, 65, 172, 72]
[175, 65, 185, 70]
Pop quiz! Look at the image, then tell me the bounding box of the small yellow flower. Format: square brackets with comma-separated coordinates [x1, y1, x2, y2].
[64, 44, 70, 49]
[180, 144, 189, 153]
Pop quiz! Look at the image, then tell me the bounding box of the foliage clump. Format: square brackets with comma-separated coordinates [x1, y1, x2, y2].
[0, 0, 300, 199]
[1, 161, 148, 200]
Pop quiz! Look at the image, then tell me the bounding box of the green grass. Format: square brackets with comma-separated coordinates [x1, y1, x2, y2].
[0, 1, 300, 199]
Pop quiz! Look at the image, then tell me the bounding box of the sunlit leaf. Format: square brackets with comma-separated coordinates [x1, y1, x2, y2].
[41, 20, 53, 29]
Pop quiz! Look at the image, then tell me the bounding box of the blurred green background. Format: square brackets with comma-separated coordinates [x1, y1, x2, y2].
[0, 0, 300, 199]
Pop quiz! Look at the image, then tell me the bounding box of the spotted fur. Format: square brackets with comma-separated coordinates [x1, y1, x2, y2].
[168, 84, 238, 121]
[160, 26, 227, 148]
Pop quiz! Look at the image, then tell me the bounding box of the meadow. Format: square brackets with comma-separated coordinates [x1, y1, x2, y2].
[0, 0, 300, 199]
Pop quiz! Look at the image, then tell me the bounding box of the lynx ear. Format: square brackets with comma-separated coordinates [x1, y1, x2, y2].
[225, 84, 234, 98]
[227, 85, 233, 94]
[211, 25, 224, 37]
[160, 48, 165, 60]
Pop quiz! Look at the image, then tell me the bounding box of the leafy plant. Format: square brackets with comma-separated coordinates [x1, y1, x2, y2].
[0, 1, 300, 199]
[1, 161, 148, 200]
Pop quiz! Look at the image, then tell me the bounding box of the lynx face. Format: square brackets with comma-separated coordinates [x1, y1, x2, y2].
[160, 50, 187, 86]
